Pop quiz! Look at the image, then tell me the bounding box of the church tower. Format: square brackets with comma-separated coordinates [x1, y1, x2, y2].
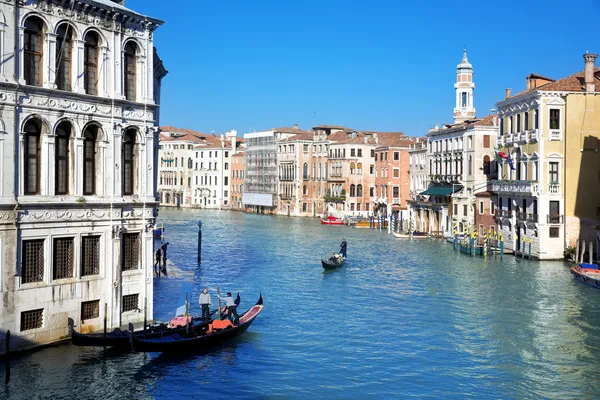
[453, 49, 475, 124]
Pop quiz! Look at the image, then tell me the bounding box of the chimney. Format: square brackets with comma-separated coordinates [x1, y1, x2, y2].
[416, 137, 420, 143]
[293, 124, 298, 129]
[584, 53, 598, 92]
[363, 137, 368, 144]
[232, 136, 237, 155]
[505, 88, 511, 99]
[374, 133, 378, 144]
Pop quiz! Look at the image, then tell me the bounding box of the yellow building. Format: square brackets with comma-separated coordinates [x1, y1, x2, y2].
[494, 53, 600, 259]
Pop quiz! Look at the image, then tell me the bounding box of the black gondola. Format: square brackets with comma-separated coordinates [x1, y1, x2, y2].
[322, 254, 345, 269]
[71, 293, 240, 347]
[131, 295, 264, 353]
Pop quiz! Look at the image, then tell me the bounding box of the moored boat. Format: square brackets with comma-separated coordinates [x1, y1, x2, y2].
[131, 295, 264, 353]
[322, 253, 345, 269]
[321, 215, 345, 225]
[570, 263, 600, 288]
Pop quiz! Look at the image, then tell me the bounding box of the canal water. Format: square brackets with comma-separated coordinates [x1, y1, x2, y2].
[2, 208, 600, 399]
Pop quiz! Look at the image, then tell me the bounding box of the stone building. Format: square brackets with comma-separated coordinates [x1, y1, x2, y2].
[230, 151, 246, 211]
[0, 0, 166, 352]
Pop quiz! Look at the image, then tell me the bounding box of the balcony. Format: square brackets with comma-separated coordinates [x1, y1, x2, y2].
[392, 198, 400, 205]
[547, 214, 564, 224]
[518, 131, 528, 143]
[548, 183, 561, 194]
[529, 129, 538, 142]
[505, 134, 513, 145]
[497, 136, 505, 147]
[495, 209, 513, 218]
[549, 129, 562, 141]
[328, 174, 345, 182]
[324, 195, 346, 203]
[491, 180, 539, 195]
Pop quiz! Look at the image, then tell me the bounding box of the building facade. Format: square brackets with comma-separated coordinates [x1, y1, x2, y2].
[230, 151, 246, 211]
[374, 139, 413, 224]
[0, 0, 165, 352]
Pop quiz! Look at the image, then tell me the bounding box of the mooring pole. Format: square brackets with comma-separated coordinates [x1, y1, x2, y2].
[522, 237, 526, 260]
[217, 286, 222, 320]
[581, 240, 586, 264]
[576, 239, 580, 264]
[143, 297, 147, 339]
[185, 292, 189, 336]
[500, 235, 504, 261]
[590, 241, 593, 264]
[197, 220, 203, 263]
[5, 330, 10, 384]
[103, 303, 108, 357]
[528, 238, 532, 260]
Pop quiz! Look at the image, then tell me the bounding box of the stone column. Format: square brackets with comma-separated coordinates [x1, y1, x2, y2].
[74, 39, 85, 94]
[0, 22, 6, 81]
[17, 27, 26, 84]
[42, 134, 56, 196]
[100, 46, 109, 97]
[136, 56, 146, 102]
[46, 33, 57, 89]
[113, 128, 122, 197]
[98, 140, 107, 197]
[74, 136, 84, 195]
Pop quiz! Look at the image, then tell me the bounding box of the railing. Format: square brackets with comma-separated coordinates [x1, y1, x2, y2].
[497, 136, 505, 147]
[491, 180, 539, 195]
[324, 195, 346, 202]
[549, 129, 562, 141]
[548, 183, 560, 194]
[547, 214, 564, 224]
[497, 209, 513, 218]
[392, 198, 400, 205]
[519, 131, 528, 143]
[529, 129, 538, 142]
[505, 134, 513, 145]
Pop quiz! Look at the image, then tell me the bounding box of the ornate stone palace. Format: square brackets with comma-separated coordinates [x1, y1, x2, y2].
[0, 0, 166, 352]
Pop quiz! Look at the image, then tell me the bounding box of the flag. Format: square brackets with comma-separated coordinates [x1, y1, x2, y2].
[507, 153, 516, 170]
[494, 148, 508, 161]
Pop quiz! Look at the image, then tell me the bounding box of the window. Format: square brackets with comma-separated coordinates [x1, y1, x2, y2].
[454, 204, 458, 215]
[350, 162, 356, 174]
[302, 203, 307, 212]
[83, 126, 98, 195]
[225, 151, 229, 158]
[483, 155, 491, 175]
[53, 237, 74, 280]
[22, 239, 44, 284]
[24, 119, 41, 195]
[461, 92, 467, 107]
[224, 177, 228, 185]
[370, 187, 374, 197]
[224, 190, 228, 198]
[123, 42, 137, 101]
[358, 149, 362, 157]
[394, 152, 399, 161]
[463, 205, 467, 216]
[303, 163, 308, 180]
[122, 294, 139, 312]
[187, 158, 192, 169]
[55, 121, 71, 194]
[549, 162, 559, 183]
[24, 17, 44, 86]
[549, 226, 560, 238]
[483, 135, 490, 148]
[350, 184, 356, 197]
[524, 111, 529, 130]
[374, 153, 378, 161]
[371, 150, 375, 157]
[490, 201, 495, 215]
[370, 165, 374, 174]
[123, 233, 140, 271]
[188, 177, 191, 187]
[516, 114, 521, 132]
[123, 129, 136, 195]
[21, 309, 43, 331]
[479, 201, 484, 214]
[351, 149, 356, 157]
[549, 109, 560, 130]
[393, 186, 399, 198]
[468, 136, 473, 149]
[224, 162, 229, 170]
[81, 236, 100, 276]
[357, 184, 363, 197]
[500, 117, 504, 136]
[534, 109, 539, 129]
[303, 185, 307, 195]
[393, 169, 399, 178]
[303, 144, 309, 153]
[81, 300, 100, 321]
[468, 155, 472, 175]
[549, 200, 560, 223]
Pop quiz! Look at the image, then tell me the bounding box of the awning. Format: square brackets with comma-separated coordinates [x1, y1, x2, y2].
[420, 185, 462, 196]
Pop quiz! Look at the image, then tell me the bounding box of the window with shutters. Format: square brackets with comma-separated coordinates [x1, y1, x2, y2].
[55, 121, 72, 195]
[22, 239, 44, 284]
[81, 236, 100, 276]
[83, 126, 97, 195]
[81, 300, 100, 321]
[24, 119, 41, 195]
[122, 294, 139, 312]
[56, 24, 74, 91]
[123, 42, 137, 101]
[483, 135, 490, 148]
[24, 17, 44, 87]
[53, 237, 74, 280]
[84, 31, 99, 95]
[21, 309, 43, 331]
[123, 129, 136, 195]
[123, 233, 140, 271]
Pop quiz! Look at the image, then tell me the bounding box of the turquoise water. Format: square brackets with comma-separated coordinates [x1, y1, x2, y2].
[2, 208, 600, 399]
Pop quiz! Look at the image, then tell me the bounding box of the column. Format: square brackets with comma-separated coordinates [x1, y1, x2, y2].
[0, 22, 6, 81]
[74, 136, 84, 195]
[42, 134, 56, 196]
[145, 130, 154, 197]
[100, 46, 109, 97]
[113, 129, 122, 197]
[137, 139, 145, 197]
[98, 141, 107, 197]
[17, 28, 26, 84]
[145, 31, 155, 104]
[45, 33, 57, 89]
[137, 55, 146, 102]
[74, 39, 85, 94]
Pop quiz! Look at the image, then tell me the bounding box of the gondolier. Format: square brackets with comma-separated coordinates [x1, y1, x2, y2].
[220, 292, 240, 324]
[340, 238, 347, 258]
[199, 288, 211, 320]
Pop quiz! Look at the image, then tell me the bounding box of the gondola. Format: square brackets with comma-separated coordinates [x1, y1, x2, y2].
[322, 253, 345, 270]
[131, 295, 264, 353]
[71, 293, 240, 347]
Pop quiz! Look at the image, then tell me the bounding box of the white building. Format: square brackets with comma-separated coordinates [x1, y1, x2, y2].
[0, 0, 166, 353]
[408, 138, 429, 201]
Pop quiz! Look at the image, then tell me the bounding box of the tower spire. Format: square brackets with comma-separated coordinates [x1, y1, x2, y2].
[453, 48, 475, 123]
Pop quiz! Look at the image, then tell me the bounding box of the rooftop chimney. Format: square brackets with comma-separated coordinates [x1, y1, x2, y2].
[505, 88, 511, 99]
[293, 124, 298, 129]
[584, 53, 598, 92]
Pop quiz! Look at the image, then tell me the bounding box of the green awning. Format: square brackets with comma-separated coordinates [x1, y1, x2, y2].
[420, 185, 462, 196]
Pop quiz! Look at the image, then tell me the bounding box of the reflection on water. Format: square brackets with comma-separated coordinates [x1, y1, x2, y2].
[2, 208, 600, 399]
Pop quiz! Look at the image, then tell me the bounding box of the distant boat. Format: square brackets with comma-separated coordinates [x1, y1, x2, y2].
[321, 215, 344, 225]
[570, 263, 600, 288]
[393, 232, 428, 239]
[153, 225, 164, 238]
[322, 253, 345, 269]
[130, 295, 264, 353]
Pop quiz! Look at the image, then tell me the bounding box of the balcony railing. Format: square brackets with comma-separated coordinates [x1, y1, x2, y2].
[529, 129, 538, 142]
[548, 183, 560, 194]
[547, 214, 564, 224]
[392, 198, 400, 205]
[505, 134, 513, 145]
[518, 131, 528, 143]
[549, 129, 562, 141]
[497, 136, 505, 147]
[496, 209, 513, 218]
[491, 180, 539, 195]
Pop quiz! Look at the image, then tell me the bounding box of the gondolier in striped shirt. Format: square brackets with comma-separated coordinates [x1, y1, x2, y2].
[220, 292, 240, 325]
[199, 288, 211, 320]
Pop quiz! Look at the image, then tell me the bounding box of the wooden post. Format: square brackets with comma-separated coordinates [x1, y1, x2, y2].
[500, 235, 504, 261]
[217, 286, 222, 320]
[528, 238, 532, 260]
[185, 292, 189, 335]
[576, 239, 580, 264]
[143, 297, 147, 339]
[590, 241, 593, 264]
[103, 303, 108, 356]
[522, 237, 526, 259]
[5, 330, 10, 384]
[581, 240, 586, 264]
[197, 220, 203, 263]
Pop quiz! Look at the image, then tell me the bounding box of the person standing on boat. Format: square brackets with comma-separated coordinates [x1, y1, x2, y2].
[220, 292, 239, 325]
[199, 288, 211, 321]
[161, 242, 170, 270]
[154, 248, 162, 274]
[340, 238, 347, 258]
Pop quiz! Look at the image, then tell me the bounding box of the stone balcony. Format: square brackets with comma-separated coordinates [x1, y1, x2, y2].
[505, 134, 513, 145]
[497, 135, 505, 147]
[548, 183, 561, 194]
[529, 129, 539, 142]
[549, 129, 562, 141]
[491, 180, 539, 196]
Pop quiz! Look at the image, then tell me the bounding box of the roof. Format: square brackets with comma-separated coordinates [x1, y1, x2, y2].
[511, 68, 600, 98]
[428, 114, 497, 136]
[526, 73, 555, 81]
[279, 132, 317, 142]
[375, 138, 416, 149]
[85, 0, 164, 25]
[272, 127, 310, 135]
[420, 185, 463, 196]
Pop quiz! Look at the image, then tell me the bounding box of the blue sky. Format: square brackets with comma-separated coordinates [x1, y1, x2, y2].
[129, 0, 600, 137]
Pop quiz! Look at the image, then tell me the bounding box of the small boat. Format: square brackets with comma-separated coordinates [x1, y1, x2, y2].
[131, 295, 264, 353]
[322, 253, 345, 269]
[393, 232, 429, 239]
[71, 293, 241, 347]
[321, 215, 345, 225]
[153, 226, 164, 238]
[570, 263, 600, 288]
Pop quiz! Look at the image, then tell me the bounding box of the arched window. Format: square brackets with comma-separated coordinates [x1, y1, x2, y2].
[83, 125, 98, 195]
[56, 24, 74, 91]
[175, 158, 178, 167]
[350, 162, 356, 174]
[188, 158, 193, 169]
[55, 121, 72, 194]
[483, 155, 491, 175]
[181, 157, 184, 167]
[24, 119, 41, 194]
[84, 31, 99, 95]
[312, 163, 316, 179]
[350, 184, 356, 197]
[24, 17, 44, 86]
[303, 163, 308, 180]
[468, 155, 472, 175]
[357, 162, 363, 175]
[357, 184, 363, 197]
[123, 129, 136, 195]
[303, 185, 307, 195]
[123, 42, 137, 101]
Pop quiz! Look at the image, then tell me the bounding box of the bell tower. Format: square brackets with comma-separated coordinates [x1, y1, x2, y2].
[453, 49, 475, 123]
